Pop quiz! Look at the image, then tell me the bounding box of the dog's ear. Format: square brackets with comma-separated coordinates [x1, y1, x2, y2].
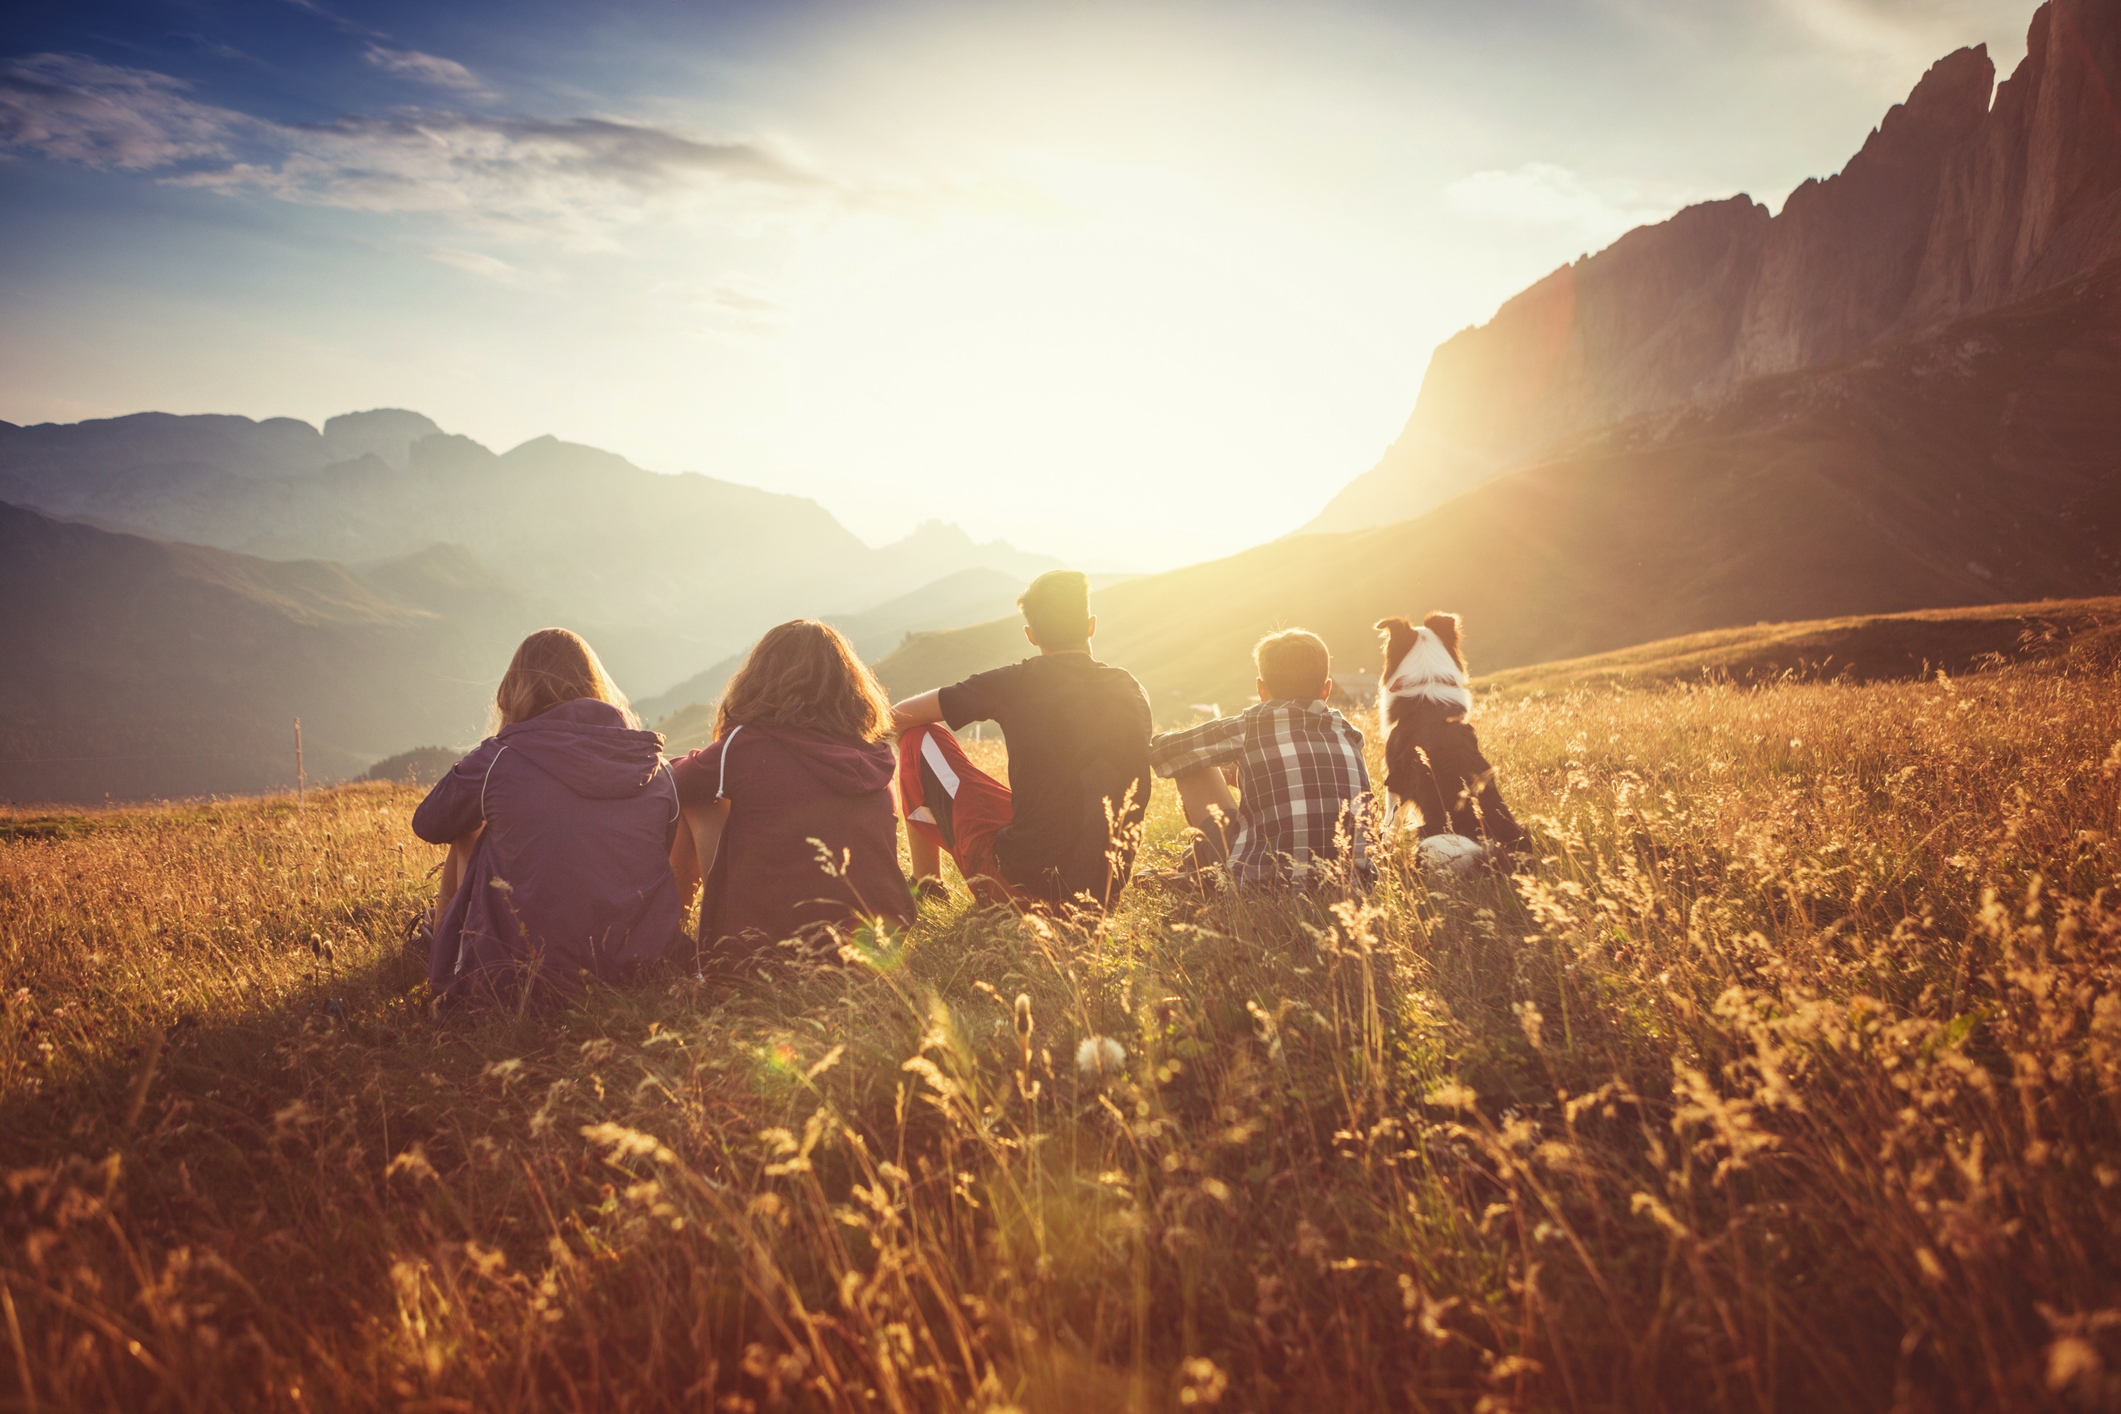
[1375, 616, 1417, 678]
[1422, 611, 1465, 671]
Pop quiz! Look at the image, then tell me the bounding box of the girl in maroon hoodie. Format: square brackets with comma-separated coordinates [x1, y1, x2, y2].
[414, 629, 681, 1002]
[670, 620, 915, 967]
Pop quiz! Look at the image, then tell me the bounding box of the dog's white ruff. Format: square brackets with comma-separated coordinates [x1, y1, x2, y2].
[1381, 626, 1473, 714]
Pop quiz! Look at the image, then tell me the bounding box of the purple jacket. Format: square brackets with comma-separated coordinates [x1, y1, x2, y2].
[413, 698, 681, 995]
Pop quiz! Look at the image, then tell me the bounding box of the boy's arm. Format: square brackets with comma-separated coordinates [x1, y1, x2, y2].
[899, 662, 1019, 735]
[1147, 716, 1245, 779]
[890, 690, 944, 734]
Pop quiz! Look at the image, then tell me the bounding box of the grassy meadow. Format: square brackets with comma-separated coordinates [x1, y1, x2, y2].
[2, 629, 2118, 1411]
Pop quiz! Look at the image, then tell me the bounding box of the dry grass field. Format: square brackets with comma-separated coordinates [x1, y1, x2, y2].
[2, 628, 2118, 1412]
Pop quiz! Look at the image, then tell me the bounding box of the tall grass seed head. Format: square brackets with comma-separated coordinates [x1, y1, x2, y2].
[1077, 1035, 1126, 1082]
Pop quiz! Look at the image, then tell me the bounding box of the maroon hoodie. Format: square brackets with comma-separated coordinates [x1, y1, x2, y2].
[672, 724, 914, 958]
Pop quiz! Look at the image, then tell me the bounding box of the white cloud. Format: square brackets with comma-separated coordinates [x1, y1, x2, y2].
[0, 52, 824, 246]
[0, 53, 244, 170]
[427, 247, 523, 282]
[174, 112, 821, 249]
[1442, 162, 1692, 243]
[654, 274, 788, 338]
[363, 45, 490, 96]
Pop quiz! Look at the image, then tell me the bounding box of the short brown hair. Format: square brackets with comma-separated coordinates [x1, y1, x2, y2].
[493, 628, 633, 731]
[1018, 570, 1091, 648]
[1255, 629, 1330, 701]
[715, 619, 893, 743]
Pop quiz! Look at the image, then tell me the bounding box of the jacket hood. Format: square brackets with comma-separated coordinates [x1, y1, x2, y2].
[747, 724, 896, 796]
[499, 698, 667, 799]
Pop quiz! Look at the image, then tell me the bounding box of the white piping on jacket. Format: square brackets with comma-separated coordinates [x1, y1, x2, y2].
[480, 744, 509, 819]
[717, 725, 742, 800]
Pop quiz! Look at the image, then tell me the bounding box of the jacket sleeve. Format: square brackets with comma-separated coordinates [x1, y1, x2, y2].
[411, 738, 504, 844]
[1147, 715, 1244, 779]
[669, 739, 729, 810]
[937, 663, 1018, 730]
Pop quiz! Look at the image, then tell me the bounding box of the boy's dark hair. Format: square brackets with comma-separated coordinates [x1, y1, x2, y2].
[1018, 570, 1092, 648]
[1255, 629, 1330, 701]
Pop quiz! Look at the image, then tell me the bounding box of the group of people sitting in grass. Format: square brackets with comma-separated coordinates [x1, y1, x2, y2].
[410, 571, 1526, 1002]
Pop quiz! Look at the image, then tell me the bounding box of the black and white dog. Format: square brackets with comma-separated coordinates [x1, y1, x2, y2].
[1375, 612, 1527, 856]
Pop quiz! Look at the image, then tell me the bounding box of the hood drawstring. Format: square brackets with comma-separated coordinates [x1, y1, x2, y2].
[718, 725, 742, 800]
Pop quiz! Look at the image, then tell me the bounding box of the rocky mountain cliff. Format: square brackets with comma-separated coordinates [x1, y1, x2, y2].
[1310, 0, 2121, 532]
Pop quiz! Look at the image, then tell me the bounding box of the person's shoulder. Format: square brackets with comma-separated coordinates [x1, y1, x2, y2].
[1088, 658, 1151, 697]
[670, 737, 727, 769]
[1325, 706, 1366, 744]
[448, 736, 506, 776]
[958, 656, 1039, 690]
[667, 737, 729, 797]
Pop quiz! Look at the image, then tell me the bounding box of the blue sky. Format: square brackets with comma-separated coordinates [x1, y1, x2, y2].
[0, 0, 2041, 568]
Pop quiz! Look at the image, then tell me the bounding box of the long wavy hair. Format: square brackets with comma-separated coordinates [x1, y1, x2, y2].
[715, 620, 892, 743]
[492, 628, 634, 732]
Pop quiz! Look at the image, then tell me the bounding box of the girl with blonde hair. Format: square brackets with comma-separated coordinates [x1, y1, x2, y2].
[669, 619, 914, 965]
[413, 628, 680, 1000]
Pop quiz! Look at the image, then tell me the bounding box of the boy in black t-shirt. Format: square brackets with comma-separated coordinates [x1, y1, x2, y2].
[892, 571, 1152, 909]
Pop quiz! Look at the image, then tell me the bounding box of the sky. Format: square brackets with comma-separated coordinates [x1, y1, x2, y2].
[0, 0, 2044, 570]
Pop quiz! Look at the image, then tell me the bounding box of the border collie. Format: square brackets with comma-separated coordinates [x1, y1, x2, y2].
[1375, 612, 1527, 857]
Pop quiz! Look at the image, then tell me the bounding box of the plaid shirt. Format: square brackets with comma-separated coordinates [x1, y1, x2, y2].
[1148, 699, 1373, 885]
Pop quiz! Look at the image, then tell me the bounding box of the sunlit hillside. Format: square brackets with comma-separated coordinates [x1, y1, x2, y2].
[4, 612, 2116, 1410]
[871, 261, 2121, 723]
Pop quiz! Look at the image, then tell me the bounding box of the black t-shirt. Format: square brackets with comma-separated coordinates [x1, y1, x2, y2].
[938, 653, 1154, 907]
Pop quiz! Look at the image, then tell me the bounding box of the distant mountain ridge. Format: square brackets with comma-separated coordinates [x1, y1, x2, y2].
[0, 502, 530, 802]
[0, 411, 1058, 695]
[1310, 0, 2121, 533]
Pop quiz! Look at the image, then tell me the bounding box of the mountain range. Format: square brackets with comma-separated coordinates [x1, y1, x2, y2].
[880, 0, 2121, 714]
[0, 503, 516, 802]
[0, 410, 1070, 800]
[0, 411, 1058, 695]
[7, 0, 2118, 803]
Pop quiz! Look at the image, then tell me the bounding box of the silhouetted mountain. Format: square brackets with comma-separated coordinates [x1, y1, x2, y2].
[1310, 0, 2121, 532]
[0, 412, 1061, 695]
[0, 503, 534, 803]
[881, 256, 2121, 717]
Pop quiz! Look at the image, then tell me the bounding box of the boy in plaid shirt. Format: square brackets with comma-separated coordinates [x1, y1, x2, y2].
[1148, 630, 1373, 888]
